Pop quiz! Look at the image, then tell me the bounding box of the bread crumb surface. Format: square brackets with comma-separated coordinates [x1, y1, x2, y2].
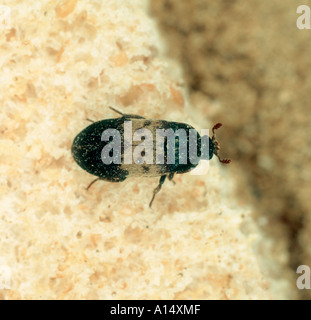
[0, 0, 285, 299]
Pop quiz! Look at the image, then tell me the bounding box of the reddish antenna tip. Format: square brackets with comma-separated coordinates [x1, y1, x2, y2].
[212, 123, 231, 165]
[221, 158, 231, 164]
[216, 155, 231, 164]
[213, 123, 223, 130]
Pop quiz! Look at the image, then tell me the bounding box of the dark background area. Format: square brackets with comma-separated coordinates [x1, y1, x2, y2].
[151, 0, 311, 299]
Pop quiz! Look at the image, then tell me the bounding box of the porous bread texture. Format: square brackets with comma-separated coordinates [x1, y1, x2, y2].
[0, 0, 276, 299]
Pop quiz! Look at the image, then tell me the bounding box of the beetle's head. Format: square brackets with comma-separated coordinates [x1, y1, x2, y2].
[211, 123, 231, 164]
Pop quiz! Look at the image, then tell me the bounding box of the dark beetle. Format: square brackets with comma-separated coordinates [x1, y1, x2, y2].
[71, 107, 230, 207]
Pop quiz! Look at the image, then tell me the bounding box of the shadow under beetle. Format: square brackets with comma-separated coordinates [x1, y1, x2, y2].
[71, 107, 231, 207]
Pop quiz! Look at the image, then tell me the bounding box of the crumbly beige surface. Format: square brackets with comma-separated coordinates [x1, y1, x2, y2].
[0, 0, 292, 299]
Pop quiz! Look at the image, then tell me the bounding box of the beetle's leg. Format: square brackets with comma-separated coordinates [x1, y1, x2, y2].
[109, 106, 124, 116]
[168, 172, 176, 185]
[149, 175, 167, 207]
[86, 118, 95, 123]
[86, 177, 102, 190]
[87, 175, 127, 190]
[109, 106, 145, 119]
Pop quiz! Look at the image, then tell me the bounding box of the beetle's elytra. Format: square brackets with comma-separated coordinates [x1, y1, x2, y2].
[71, 107, 230, 207]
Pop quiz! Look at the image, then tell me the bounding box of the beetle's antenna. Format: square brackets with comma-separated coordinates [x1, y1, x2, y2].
[212, 123, 231, 164]
[109, 106, 124, 116]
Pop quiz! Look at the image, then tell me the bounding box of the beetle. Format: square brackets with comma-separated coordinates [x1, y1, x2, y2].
[71, 107, 230, 207]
